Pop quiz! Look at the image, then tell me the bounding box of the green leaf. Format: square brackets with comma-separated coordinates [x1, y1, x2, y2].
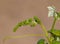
[37, 39, 45, 44]
[48, 29, 60, 37]
[52, 40, 60, 44]
[34, 16, 41, 24]
[48, 29, 60, 41]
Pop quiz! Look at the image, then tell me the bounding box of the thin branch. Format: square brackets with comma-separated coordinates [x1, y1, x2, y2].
[51, 18, 57, 30]
[3, 34, 44, 44]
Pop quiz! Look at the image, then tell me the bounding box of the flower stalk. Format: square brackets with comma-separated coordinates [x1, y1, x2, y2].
[51, 17, 57, 30]
[39, 20, 51, 44]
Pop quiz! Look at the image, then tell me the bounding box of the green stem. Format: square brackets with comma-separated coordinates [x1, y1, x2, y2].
[51, 18, 57, 30]
[34, 16, 51, 44]
[39, 21, 51, 44]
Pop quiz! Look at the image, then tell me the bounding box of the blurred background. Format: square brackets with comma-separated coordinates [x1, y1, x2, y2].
[0, 0, 60, 44]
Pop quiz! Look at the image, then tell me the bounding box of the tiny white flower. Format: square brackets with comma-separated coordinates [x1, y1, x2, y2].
[47, 6, 57, 17]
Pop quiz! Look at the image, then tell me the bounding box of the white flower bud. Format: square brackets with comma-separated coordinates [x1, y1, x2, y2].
[47, 6, 56, 17]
